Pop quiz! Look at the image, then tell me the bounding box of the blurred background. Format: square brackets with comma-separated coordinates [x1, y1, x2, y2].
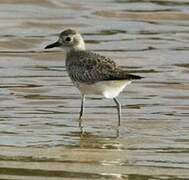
[0, 0, 189, 179]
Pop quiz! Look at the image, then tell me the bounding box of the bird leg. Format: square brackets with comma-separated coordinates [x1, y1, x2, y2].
[113, 98, 121, 126]
[79, 94, 85, 126]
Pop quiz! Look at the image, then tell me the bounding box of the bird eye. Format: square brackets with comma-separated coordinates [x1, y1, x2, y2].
[65, 37, 71, 42]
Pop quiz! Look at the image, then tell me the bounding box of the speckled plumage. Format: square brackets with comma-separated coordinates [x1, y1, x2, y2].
[66, 50, 141, 84]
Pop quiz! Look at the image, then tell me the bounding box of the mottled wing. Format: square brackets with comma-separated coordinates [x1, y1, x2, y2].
[67, 51, 141, 83]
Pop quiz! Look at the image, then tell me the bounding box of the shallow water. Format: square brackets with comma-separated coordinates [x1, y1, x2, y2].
[0, 0, 189, 179]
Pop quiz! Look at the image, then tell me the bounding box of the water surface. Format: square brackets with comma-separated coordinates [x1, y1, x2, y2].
[0, 0, 189, 179]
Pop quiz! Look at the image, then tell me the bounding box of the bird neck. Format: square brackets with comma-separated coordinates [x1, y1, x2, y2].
[64, 43, 86, 59]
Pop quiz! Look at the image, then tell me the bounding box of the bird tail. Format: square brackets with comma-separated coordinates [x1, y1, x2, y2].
[125, 73, 143, 80]
[102, 69, 143, 81]
[113, 69, 143, 80]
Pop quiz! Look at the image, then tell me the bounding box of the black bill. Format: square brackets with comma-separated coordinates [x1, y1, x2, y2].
[44, 41, 61, 49]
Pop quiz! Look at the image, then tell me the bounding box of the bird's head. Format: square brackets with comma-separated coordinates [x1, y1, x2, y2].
[45, 29, 85, 53]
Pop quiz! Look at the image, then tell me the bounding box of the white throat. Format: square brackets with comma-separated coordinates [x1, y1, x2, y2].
[63, 39, 86, 58]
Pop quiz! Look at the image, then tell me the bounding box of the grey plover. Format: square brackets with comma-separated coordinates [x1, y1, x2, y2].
[45, 29, 142, 126]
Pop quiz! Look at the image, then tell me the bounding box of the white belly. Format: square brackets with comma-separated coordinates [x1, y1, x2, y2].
[74, 80, 132, 99]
